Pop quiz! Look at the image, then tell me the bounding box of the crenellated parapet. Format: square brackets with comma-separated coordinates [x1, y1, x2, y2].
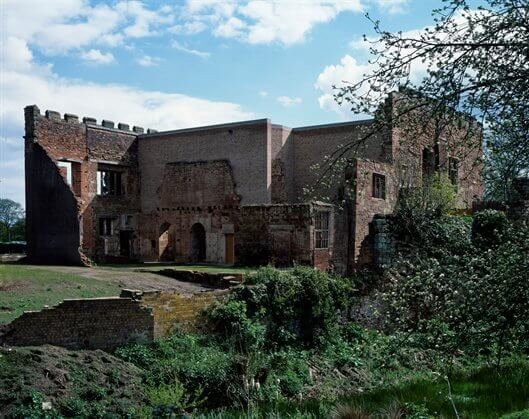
[23, 104, 157, 135]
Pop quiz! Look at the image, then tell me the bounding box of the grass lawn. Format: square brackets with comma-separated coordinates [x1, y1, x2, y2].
[0, 262, 255, 325]
[0, 264, 120, 324]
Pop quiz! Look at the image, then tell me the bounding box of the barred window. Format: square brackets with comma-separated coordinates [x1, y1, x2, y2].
[315, 211, 330, 249]
[372, 173, 386, 199]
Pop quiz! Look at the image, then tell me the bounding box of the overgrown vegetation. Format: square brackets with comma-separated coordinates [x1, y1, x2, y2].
[3, 181, 529, 417]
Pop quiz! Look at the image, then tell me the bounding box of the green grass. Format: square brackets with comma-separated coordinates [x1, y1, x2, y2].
[0, 264, 120, 324]
[340, 361, 529, 418]
[198, 360, 529, 418]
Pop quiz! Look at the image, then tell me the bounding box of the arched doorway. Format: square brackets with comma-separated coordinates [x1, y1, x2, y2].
[159, 222, 175, 261]
[190, 223, 206, 262]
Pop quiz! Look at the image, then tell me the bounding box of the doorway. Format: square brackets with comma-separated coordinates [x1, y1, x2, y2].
[225, 233, 235, 264]
[159, 222, 174, 261]
[191, 223, 206, 262]
[119, 230, 132, 258]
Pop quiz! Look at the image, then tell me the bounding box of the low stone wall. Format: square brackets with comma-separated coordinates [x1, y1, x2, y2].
[0, 297, 153, 350]
[137, 290, 229, 336]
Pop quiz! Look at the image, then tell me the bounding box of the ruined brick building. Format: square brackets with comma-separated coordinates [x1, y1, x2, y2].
[24, 92, 482, 274]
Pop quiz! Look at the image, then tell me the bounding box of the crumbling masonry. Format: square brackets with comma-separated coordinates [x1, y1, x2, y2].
[24, 92, 483, 274]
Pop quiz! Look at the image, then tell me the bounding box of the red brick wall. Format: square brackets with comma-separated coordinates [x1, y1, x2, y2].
[236, 202, 333, 269]
[24, 106, 142, 263]
[0, 298, 153, 350]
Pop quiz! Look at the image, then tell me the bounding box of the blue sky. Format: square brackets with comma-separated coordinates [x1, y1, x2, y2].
[0, 0, 444, 205]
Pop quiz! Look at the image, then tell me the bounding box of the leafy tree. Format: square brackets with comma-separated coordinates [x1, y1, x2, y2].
[315, 0, 529, 198]
[0, 199, 24, 241]
[384, 213, 529, 366]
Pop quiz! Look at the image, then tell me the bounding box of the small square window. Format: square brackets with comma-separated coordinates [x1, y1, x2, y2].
[314, 211, 330, 249]
[372, 173, 386, 199]
[99, 218, 114, 236]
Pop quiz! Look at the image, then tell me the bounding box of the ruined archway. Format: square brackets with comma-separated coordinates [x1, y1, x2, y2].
[190, 223, 206, 262]
[159, 222, 175, 261]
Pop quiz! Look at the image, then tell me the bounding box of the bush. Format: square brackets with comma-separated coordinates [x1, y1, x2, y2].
[116, 333, 235, 408]
[393, 173, 458, 248]
[472, 209, 509, 248]
[224, 266, 354, 348]
[207, 300, 266, 353]
[384, 219, 529, 363]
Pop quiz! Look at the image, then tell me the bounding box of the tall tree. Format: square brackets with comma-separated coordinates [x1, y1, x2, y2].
[317, 0, 529, 199]
[0, 199, 24, 241]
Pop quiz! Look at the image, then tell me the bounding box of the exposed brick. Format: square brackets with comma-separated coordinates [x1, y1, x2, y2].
[0, 297, 153, 350]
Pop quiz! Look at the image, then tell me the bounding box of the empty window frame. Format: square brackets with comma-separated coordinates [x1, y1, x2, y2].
[97, 170, 122, 196]
[314, 211, 330, 249]
[372, 173, 386, 199]
[57, 161, 72, 186]
[448, 157, 459, 186]
[99, 218, 114, 236]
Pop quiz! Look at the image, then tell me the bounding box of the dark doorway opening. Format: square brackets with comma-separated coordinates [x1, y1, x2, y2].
[191, 223, 206, 262]
[119, 230, 133, 258]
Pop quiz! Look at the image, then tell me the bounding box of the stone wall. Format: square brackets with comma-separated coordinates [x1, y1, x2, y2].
[236, 202, 333, 270]
[0, 298, 153, 350]
[139, 290, 229, 337]
[138, 119, 272, 208]
[353, 159, 397, 268]
[24, 106, 145, 264]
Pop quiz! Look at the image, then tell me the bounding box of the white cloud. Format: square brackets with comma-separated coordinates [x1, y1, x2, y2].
[2, 37, 34, 72]
[116, 1, 174, 38]
[182, 0, 364, 45]
[172, 41, 211, 59]
[169, 21, 208, 35]
[372, 0, 410, 14]
[80, 49, 115, 65]
[277, 96, 302, 107]
[3, 0, 173, 55]
[136, 55, 163, 67]
[315, 55, 374, 117]
[259, 91, 268, 97]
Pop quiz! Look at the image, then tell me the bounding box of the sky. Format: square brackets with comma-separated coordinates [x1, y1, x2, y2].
[0, 0, 446, 206]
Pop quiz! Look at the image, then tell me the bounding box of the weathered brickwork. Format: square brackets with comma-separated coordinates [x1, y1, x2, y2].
[139, 290, 229, 336]
[0, 298, 153, 350]
[236, 202, 333, 270]
[24, 92, 482, 272]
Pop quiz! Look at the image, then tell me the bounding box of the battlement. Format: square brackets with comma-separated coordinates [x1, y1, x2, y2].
[24, 104, 156, 135]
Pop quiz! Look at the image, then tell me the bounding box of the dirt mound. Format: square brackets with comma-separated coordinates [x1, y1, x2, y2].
[0, 345, 146, 417]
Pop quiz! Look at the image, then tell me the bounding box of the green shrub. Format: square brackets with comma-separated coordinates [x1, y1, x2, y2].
[472, 209, 509, 248]
[385, 221, 529, 363]
[207, 300, 266, 353]
[227, 266, 354, 348]
[116, 333, 235, 408]
[393, 174, 459, 249]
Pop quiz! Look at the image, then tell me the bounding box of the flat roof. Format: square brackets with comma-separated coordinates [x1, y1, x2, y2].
[139, 118, 270, 138]
[292, 119, 373, 132]
[140, 117, 375, 139]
